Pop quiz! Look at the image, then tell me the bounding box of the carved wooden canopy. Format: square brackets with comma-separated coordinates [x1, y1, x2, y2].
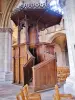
[11, 3, 62, 30]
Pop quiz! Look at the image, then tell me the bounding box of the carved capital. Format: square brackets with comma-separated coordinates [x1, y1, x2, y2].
[0, 28, 13, 34]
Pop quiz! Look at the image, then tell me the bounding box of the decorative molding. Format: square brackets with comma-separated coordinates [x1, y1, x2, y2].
[15, 2, 46, 10]
[12, 2, 62, 15]
[0, 28, 12, 33]
[12, 3, 46, 15]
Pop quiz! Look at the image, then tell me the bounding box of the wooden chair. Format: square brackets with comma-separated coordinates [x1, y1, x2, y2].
[54, 85, 74, 100]
[23, 84, 41, 100]
[16, 89, 25, 100]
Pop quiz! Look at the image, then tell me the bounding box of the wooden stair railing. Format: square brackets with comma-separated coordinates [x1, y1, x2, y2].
[54, 85, 74, 100]
[23, 50, 35, 85]
[32, 56, 57, 91]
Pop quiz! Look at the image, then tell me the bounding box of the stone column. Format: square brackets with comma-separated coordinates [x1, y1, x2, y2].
[64, 0, 75, 96]
[0, 28, 13, 82]
[62, 50, 67, 66]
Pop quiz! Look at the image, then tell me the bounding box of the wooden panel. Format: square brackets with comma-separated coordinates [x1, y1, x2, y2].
[12, 48, 14, 72]
[13, 42, 55, 85]
[0, 0, 1, 12]
[29, 27, 39, 48]
[20, 45, 27, 84]
[12, 48, 15, 82]
[14, 47, 19, 83]
[36, 44, 54, 62]
[33, 58, 57, 91]
[13, 43, 28, 84]
[23, 57, 35, 85]
[15, 58, 19, 83]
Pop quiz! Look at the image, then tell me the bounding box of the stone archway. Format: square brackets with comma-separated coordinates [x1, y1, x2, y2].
[49, 33, 66, 50]
[49, 33, 69, 67]
[1, 0, 20, 27]
[0, 0, 20, 82]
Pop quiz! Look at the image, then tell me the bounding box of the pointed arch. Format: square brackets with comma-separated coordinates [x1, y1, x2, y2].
[2, 0, 20, 27]
[48, 33, 66, 50]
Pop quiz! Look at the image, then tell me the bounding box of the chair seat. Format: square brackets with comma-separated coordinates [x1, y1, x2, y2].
[28, 93, 41, 100]
[29, 93, 41, 97]
[28, 97, 41, 100]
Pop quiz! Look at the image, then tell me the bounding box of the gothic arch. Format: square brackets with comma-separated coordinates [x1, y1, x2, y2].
[49, 33, 66, 42]
[49, 33, 66, 50]
[49, 33, 69, 67]
[2, 0, 20, 27]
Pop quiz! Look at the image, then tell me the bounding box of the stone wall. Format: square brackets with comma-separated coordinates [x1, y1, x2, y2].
[39, 18, 64, 42]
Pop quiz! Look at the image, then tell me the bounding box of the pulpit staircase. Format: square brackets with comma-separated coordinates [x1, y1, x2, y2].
[13, 43, 70, 91]
[23, 43, 57, 91]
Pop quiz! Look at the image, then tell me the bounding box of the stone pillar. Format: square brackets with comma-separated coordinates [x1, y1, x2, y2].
[0, 28, 13, 82]
[64, 0, 75, 96]
[62, 50, 67, 66]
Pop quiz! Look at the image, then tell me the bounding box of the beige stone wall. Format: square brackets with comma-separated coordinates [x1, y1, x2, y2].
[39, 18, 64, 42]
[55, 44, 69, 67]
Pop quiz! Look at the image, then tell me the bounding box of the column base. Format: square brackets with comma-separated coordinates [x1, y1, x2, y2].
[5, 72, 13, 83]
[0, 72, 13, 83]
[0, 72, 5, 81]
[64, 76, 75, 96]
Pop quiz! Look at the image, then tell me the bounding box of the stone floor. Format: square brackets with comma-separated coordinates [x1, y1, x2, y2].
[0, 82, 22, 100]
[0, 82, 64, 100]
